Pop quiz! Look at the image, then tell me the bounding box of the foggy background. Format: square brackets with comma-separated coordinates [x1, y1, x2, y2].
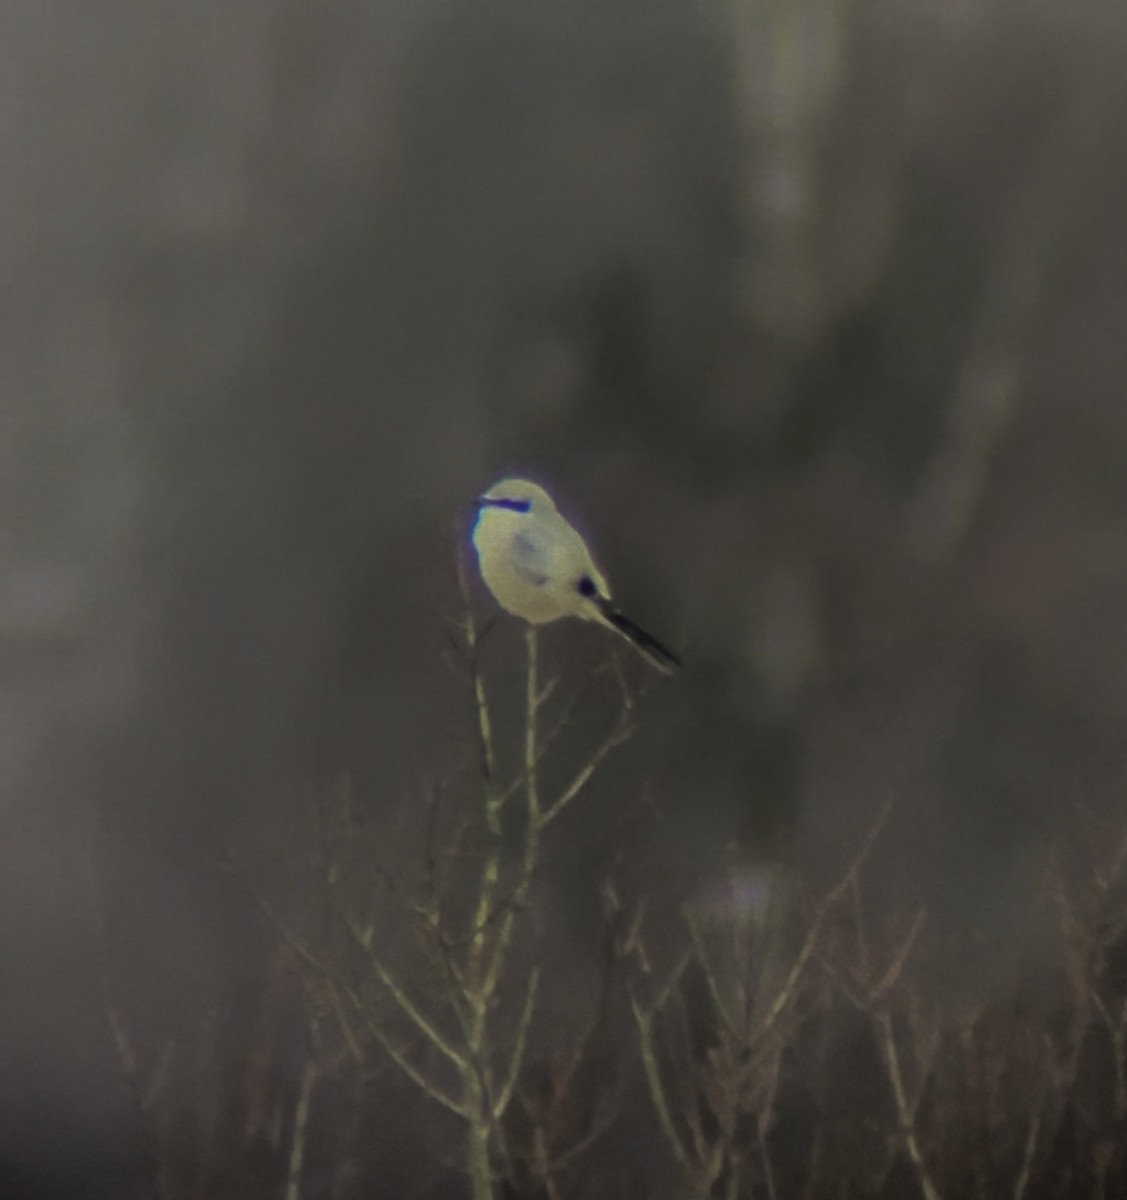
[5, 0, 1127, 1196]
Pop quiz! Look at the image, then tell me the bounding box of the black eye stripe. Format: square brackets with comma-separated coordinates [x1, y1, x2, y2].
[481, 497, 531, 513]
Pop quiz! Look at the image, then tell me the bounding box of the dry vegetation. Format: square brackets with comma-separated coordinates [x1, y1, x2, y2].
[95, 580, 1127, 1200]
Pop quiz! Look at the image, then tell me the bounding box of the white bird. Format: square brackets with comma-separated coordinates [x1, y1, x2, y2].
[471, 478, 681, 674]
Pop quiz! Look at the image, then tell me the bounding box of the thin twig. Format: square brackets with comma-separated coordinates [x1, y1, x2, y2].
[869, 910, 927, 1002]
[758, 1046, 783, 1200]
[253, 894, 357, 999]
[480, 627, 545, 998]
[284, 1054, 318, 1200]
[493, 968, 540, 1120]
[1012, 1101, 1042, 1200]
[752, 798, 896, 1048]
[875, 1011, 943, 1200]
[525, 625, 541, 829]
[684, 909, 745, 1039]
[363, 1017, 466, 1117]
[631, 992, 695, 1177]
[494, 667, 605, 808]
[323, 978, 364, 1064]
[540, 717, 635, 828]
[257, 889, 467, 1073]
[455, 541, 497, 800]
[545, 1082, 626, 1171]
[366, 944, 468, 1070]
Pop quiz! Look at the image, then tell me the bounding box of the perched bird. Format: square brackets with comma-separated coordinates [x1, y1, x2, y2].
[471, 478, 681, 674]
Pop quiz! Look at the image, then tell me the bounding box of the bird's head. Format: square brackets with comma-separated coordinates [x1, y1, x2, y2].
[475, 478, 556, 516]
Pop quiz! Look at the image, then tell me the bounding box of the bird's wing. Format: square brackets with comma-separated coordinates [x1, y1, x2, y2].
[511, 529, 551, 587]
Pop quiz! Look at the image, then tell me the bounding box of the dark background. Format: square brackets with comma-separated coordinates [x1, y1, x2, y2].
[5, 0, 1127, 1195]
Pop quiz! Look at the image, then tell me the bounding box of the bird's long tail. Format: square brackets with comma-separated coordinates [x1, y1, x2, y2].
[594, 598, 681, 675]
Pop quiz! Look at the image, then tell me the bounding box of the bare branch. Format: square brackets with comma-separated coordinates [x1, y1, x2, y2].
[875, 1011, 944, 1200]
[538, 651, 638, 828]
[753, 799, 896, 1047]
[363, 1017, 466, 1118]
[326, 981, 366, 1065]
[525, 625, 542, 830]
[493, 968, 540, 1120]
[284, 1056, 318, 1200]
[545, 1083, 625, 1171]
[869, 910, 926, 1002]
[494, 665, 608, 808]
[1012, 1102, 1042, 1200]
[540, 715, 636, 828]
[253, 893, 356, 997]
[684, 908, 745, 1039]
[758, 1046, 783, 1200]
[455, 541, 497, 799]
[257, 888, 468, 1075]
[631, 991, 695, 1177]
[366, 944, 469, 1071]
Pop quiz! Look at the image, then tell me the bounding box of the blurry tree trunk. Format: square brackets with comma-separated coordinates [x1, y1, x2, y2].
[724, 0, 847, 341]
